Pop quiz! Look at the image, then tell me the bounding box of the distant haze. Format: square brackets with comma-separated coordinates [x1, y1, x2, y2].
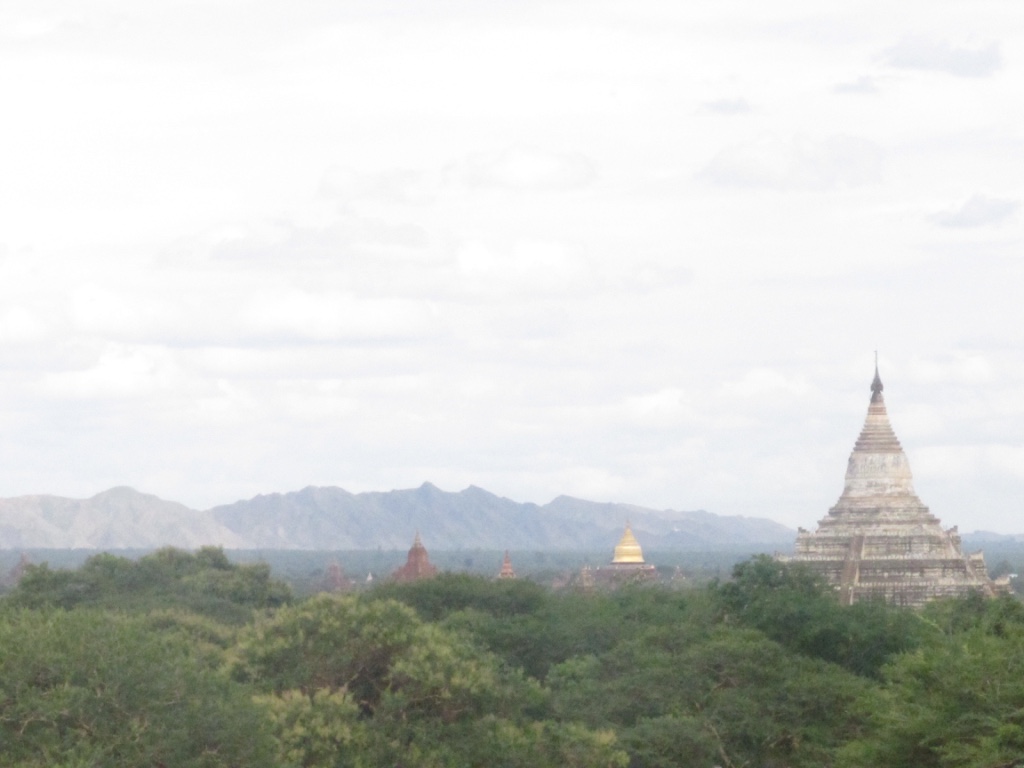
[0, 484, 796, 551]
[0, 2, 1021, 532]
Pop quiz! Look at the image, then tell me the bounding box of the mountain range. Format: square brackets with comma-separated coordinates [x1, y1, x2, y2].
[0, 483, 797, 552]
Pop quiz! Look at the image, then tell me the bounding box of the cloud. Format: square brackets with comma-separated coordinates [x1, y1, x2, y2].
[906, 354, 996, 385]
[236, 289, 440, 344]
[318, 166, 438, 205]
[915, 444, 1024, 482]
[42, 344, 184, 400]
[882, 37, 1001, 78]
[0, 306, 51, 344]
[723, 368, 811, 399]
[456, 240, 592, 295]
[453, 146, 597, 191]
[1, 15, 77, 41]
[192, 215, 430, 269]
[319, 148, 597, 203]
[833, 76, 879, 95]
[931, 194, 1019, 228]
[621, 388, 694, 427]
[698, 134, 883, 190]
[702, 98, 752, 115]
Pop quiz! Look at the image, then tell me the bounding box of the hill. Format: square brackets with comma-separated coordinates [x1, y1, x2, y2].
[0, 483, 796, 552]
[0, 487, 248, 549]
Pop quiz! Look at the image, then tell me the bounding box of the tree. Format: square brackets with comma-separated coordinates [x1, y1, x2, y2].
[840, 596, 1024, 768]
[7, 547, 291, 622]
[370, 572, 548, 622]
[713, 555, 927, 677]
[233, 594, 628, 767]
[547, 624, 877, 767]
[0, 608, 276, 767]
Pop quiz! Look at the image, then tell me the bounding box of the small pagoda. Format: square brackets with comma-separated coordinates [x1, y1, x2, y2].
[3, 553, 30, 588]
[497, 550, 516, 579]
[784, 361, 1003, 607]
[391, 532, 438, 582]
[321, 560, 354, 593]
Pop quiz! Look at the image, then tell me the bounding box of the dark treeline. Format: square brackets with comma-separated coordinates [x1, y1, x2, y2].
[2, 549, 1024, 767]
[0, 547, 767, 594]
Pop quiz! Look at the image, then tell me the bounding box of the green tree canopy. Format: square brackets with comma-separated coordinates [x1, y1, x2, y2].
[713, 555, 928, 677]
[233, 593, 627, 767]
[8, 546, 291, 622]
[0, 609, 277, 767]
[840, 595, 1024, 768]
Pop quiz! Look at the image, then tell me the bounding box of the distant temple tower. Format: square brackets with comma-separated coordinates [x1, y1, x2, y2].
[591, 523, 657, 586]
[612, 524, 647, 565]
[3, 553, 30, 588]
[784, 362, 1002, 607]
[391, 532, 438, 582]
[498, 550, 516, 579]
[322, 560, 354, 593]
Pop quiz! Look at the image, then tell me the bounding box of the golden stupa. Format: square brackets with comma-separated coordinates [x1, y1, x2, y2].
[581, 522, 657, 587]
[611, 523, 646, 564]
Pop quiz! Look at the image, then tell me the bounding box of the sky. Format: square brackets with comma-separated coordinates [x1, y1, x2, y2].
[0, 0, 1022, 533]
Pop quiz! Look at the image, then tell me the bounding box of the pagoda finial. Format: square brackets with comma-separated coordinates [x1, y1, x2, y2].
[870, 352, 884, 403]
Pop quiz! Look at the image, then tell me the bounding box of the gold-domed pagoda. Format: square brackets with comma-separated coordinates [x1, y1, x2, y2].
[590, 523, 657, 586]
[612, 524, 646, 564]
[784, 361, 1003, 607]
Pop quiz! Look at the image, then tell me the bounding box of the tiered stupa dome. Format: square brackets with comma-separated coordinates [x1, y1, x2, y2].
[612, 524, 646, 564]
[785, 362, 1002, 607]
[587, 523, 657, 587]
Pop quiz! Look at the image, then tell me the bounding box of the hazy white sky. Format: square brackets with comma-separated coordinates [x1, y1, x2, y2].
[1, 1, 1022, 532]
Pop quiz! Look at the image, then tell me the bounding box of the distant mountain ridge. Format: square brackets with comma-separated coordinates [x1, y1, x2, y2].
[0, 487, 250, 550]
[0, 483, 796, 552]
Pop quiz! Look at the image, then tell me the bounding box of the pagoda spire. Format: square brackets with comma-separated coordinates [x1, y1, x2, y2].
[870, 351, 884, 403]
[842, 359, 917, 500]
[854, 358, 901, 454]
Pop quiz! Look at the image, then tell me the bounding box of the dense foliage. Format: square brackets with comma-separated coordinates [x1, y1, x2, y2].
[0, 609, 277, 767]
[8, 546, 291, 622]
[2, 549, 1023, 767]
